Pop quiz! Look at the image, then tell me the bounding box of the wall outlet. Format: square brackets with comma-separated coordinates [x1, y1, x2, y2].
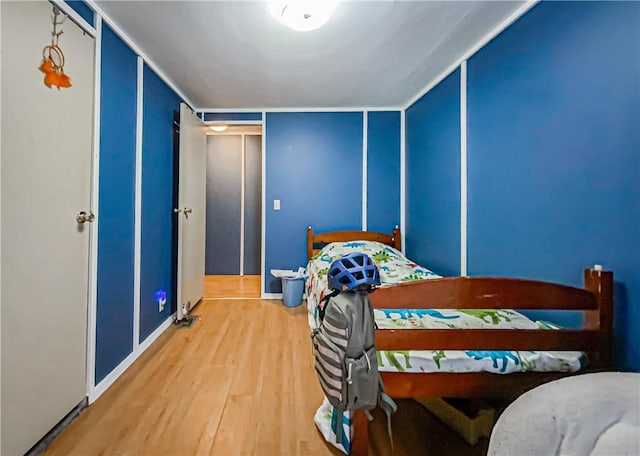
[274, 199, 281, 210]
[156, 290, 167, 312]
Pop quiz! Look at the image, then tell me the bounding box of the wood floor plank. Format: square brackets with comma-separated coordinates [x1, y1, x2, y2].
[210, 395, 257, 455]
[205, 275, 260, 299]
[45, 297, 492, 456]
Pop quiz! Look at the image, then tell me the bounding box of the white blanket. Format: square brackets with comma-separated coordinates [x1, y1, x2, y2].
[488, 372, 640, 456]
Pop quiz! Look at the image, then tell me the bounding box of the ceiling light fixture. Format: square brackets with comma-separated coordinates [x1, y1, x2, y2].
[270, 1, 338, 32]
[209, 125, 228, 132]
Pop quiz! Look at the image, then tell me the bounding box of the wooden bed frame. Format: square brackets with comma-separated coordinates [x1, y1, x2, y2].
[306, 227, 613, 456]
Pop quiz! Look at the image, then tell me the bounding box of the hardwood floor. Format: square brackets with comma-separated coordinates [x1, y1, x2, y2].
[45, 298, 489, 455]
[204, 275, 261, 299]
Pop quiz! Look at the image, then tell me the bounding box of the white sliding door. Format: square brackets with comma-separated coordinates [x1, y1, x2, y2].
[1, 1, 94, 454]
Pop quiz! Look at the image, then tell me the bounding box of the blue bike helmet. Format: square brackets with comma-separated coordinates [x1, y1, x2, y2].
[328, 253, 380, 292]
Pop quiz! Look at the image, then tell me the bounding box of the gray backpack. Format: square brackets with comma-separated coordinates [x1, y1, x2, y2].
[311, 290, 397, 449]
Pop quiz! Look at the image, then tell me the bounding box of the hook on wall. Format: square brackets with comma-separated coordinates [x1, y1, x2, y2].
[39, 5, 72, 89]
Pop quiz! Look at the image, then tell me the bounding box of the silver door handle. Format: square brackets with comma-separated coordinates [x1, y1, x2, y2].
[173, 208, 182, 214]
[183, 208, 193, 219]
[76, 211, 95, 224]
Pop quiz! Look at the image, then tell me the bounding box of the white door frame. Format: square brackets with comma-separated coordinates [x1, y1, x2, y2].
[202, 116, 265, 294]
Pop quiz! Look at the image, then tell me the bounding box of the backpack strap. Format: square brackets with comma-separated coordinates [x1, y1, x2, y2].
[331, 407, 349, 453]
[378, 375, 398, 452]
[318, 289, 339, 322]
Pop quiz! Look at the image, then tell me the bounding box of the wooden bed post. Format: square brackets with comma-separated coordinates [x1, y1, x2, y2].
[307, 226, 314, 262]
[351, 409, 369, 456]
[392, 225, 401, 252]
[584, 267, 614, 369]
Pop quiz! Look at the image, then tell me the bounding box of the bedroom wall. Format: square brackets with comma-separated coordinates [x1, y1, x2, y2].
[264, 112, 363, 293]
[404, 1, 640, 370]
[70, 0, 186, 391]
[66, 0, 94, 24]
[262, 111, 401, 293]
[367, 111, 401, 233]
[203, 112, 262, 121]
[405, 70, 461, 276]
[139, 64, 182, 341]
[95, 23, 137, 384]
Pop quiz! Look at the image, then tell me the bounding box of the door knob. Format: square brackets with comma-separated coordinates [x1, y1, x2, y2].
[76, 211, 95, 224]
[183, 208, 193, 219]
[173, 208, 182, 214]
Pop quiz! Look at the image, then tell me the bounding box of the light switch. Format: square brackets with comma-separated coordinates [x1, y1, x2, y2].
[274, 199, 281, 211]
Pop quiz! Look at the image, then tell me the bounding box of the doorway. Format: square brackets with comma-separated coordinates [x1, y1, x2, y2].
[204, 125, 262, 299]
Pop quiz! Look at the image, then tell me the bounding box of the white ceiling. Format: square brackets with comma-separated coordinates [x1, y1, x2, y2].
[96, 1, 526, 109]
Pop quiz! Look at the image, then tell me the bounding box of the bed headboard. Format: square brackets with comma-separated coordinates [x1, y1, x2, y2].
[306, 226, 401, 261]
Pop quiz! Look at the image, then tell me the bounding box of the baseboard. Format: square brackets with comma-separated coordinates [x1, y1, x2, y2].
[261, 292, 283, 299]
[25, 397, 88, 456]
[89, 313, 175, 403]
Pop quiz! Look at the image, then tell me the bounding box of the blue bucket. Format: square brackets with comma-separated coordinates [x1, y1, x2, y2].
[282, 276, 305, 308]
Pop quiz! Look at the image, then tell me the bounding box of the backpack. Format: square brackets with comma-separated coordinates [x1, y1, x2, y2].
[311, 289, 397, 451]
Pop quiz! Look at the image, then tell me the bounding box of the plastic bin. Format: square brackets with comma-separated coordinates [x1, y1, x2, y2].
[282, 276, 305, 308]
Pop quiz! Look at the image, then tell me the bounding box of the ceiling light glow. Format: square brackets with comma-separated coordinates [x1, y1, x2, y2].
[270, 1, 338, 32]
[209, 125, 228, 132]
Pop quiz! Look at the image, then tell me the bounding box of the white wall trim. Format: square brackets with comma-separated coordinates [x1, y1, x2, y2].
[362, 111, 368, 231]
[207, 132, 262, 137]
[460, 62, 468, 277]
[197, 107, 403, 113]
[85, 13, 102, 399]
[260, 112, 267, 297]
[84, 0, 197, 109]
[400, 110, 406, 254]
[133, 56, 143, 347]
[261, 293, 283, 300]
[204, 120, 264, 126]
[89, 314, 174, 403]
[240, 134, 246, 276]
[50, 0, 96, 36]
[402, 0, 539, 109]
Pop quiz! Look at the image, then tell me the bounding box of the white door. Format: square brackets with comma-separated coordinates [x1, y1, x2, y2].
[1, 2, 94, 454]
[177, 104, 207, 320]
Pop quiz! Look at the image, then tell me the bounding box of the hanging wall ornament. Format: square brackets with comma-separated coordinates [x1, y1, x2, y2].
[39, 6, 72, 89]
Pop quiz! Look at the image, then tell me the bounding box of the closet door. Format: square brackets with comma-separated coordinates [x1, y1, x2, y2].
[1, 2, 94, 454]
[206, 136, 242, 274]
[243, 135, 262, 275]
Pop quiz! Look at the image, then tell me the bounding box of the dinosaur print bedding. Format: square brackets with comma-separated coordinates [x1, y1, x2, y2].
[374, 308, 584, 373]
[307, 241, 586, 455]
[305, 240, 585, 375]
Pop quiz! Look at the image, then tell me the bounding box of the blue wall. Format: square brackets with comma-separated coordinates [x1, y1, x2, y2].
[404, 1, 639, 370]
[406, 70, 461, 276]
[466, 1, 640, 369]
[367, 111, 401, 233]
[203, 112, 262, 121]
[265, 112, 363, 293]
[65, 1, 94, 26]
[95, 25, 137, 382]
[139, 65, 182, 341]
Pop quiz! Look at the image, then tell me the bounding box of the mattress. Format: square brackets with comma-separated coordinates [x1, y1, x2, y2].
[306, 240, 585, 375]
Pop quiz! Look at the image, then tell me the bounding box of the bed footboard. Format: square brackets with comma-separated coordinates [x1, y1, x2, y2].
[349, 267, 614, 456]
